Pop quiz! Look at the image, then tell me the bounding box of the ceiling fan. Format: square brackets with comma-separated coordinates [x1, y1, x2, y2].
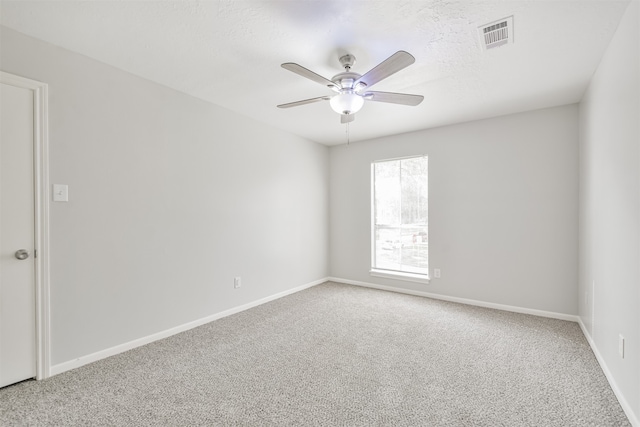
[277, 51, 424, 124]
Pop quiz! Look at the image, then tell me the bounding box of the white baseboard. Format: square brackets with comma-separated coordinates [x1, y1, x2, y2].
[327, 276, 579, 322]
[50, 277, 327, 377]
[577, 318, 639, 427]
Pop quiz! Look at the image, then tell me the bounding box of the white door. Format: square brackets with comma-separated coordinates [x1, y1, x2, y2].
[0, 81, 37, 388]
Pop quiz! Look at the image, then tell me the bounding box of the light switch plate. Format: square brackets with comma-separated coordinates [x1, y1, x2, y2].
[53, 184, 68, 202]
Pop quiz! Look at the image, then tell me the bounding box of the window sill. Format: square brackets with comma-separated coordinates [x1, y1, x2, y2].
[370, 269, 430, 285]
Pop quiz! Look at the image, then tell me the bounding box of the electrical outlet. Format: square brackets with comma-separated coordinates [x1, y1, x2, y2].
[434, 269, 441, 279]
[619, 334, 625, 358]
[234, 277, 241, 289]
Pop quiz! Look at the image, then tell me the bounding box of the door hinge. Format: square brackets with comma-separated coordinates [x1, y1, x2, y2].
[34, 249, 37, 258]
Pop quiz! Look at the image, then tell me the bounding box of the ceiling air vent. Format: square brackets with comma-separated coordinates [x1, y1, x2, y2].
[478, 16, 513, 51]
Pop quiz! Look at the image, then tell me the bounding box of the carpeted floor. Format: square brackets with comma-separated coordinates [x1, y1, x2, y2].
[0, 282, 631, 426]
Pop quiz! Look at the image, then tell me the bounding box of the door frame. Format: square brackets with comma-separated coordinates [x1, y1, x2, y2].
[1, 71, 51, 380]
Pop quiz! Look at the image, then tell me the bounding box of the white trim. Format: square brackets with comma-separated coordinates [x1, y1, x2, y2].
[578, 318, 639, 427]
[50, 277, 327, 376]
[371, 154, 428, 163]
[1, 72, 51, 380]
[328, 276, 579, 322]
[370, 269, 430, 284]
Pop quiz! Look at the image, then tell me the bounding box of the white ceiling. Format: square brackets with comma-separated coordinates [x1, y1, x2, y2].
[0, 0, 631, 145]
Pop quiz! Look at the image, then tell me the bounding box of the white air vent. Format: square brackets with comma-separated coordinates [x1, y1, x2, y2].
[478, 16, 514, 51]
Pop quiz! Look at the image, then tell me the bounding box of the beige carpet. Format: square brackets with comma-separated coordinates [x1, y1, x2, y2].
[0, 282, 630, 426]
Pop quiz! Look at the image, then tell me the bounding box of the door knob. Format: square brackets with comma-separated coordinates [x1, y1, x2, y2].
[14, 249, 29, 260]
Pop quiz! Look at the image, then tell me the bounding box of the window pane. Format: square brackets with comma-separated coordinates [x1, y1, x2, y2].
[374, 161, 400, 226]
[400, 156, 428, 225]
[374, 226, 402, 270]
[373, 156, 428, 277]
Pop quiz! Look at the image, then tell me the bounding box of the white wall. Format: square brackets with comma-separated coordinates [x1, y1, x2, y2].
[330, 105, 579, 315]
[1, 26, 329, 366]
[578, 1, 639, 422]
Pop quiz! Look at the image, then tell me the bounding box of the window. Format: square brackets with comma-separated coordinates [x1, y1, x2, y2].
[371, 155, 428, 283]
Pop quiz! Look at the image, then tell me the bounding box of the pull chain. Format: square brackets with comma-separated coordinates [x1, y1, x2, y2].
[346, 122, 350, 145]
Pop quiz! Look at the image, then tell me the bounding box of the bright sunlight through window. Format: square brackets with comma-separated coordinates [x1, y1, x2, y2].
[371, 155, 428, 281]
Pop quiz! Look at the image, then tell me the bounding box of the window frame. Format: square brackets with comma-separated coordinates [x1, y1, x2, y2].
[370, 155, 430, 284]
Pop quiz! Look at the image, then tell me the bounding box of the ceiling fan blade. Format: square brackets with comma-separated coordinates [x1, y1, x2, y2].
[354, 51, 415, 89]
[341, 114, 355, 124]
[363, 91, 424, 106]
[277, 96, 330, 109]
[282, 63, 337, 90]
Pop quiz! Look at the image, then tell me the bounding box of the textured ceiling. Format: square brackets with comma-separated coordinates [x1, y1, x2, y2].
[0, 0, 631, 145]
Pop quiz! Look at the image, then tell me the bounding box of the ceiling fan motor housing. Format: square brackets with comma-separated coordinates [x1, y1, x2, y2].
[331, 71, 363, 91]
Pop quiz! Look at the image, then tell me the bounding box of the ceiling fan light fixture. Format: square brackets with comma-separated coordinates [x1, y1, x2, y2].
[330, 92, 364, 115]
